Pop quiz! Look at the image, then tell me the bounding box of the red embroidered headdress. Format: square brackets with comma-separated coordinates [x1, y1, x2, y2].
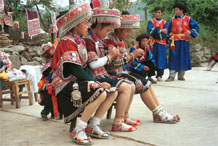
[120, 14, 140, 29]
[90, 0, 121, 29]
[56, 2, 92, 38]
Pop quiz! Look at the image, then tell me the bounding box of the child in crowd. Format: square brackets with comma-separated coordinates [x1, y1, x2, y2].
[130, 33, 157, 84]
[38, 43, 56, 120]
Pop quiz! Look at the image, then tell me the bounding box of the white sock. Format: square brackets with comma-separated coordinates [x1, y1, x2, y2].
[153, 105, 174, 121]
[89, 117, 101, 127]
[75, 119, 88, 139]
[88, 117, 105, 135]
[152, 105, 161, 113]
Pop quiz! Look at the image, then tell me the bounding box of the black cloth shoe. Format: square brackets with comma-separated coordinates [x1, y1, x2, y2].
[178, 77, 185, 81]
[41, 114, 48, 121]
[165, 77, 175, 82]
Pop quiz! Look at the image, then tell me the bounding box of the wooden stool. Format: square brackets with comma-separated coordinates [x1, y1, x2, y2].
[0, 79, 33, 108]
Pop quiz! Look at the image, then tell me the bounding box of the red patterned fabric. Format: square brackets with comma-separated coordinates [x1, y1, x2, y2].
[51, 34, 88, 92]
[84, 36, 108, 77]
[171, 16, 190, 41]
[51, 37, 77, 70]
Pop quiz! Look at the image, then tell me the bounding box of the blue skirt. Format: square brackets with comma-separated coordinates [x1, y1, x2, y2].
[153, 43, 167, 69]
[168, 40, 191, 71]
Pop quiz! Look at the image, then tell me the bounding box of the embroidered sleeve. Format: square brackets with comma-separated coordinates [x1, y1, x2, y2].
[189, 17, 199, 38]
[147, 19, 155, 36]
[88, 51, 99, 63]
[105, 55, 128, 71]
[129, 47, 144, 71]
[104, 40, 128, 71]
[61, 51, 82, 66]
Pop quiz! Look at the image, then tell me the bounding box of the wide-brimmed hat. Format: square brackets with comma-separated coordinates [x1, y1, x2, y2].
[90, 8, 121, 28]
[56, 2, 92, 38]
[119, 14, 140, 29]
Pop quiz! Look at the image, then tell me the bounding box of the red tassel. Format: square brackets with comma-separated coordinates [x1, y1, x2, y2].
[92, 0, 101, 8]
[52, 92, 59, 118]
[171, 45, 175, 50]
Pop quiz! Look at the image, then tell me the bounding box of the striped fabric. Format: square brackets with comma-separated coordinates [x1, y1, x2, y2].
[26, 10, 41, 37]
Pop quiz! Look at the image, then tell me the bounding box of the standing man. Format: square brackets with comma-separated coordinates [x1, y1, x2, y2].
[166, 2, 199, 81]
[147, 6, 168, 82]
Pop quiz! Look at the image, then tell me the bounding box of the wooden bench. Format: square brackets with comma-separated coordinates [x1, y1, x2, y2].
[0, 79, 33, 108]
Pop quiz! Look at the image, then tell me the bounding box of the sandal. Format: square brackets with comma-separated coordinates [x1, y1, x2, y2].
[71, 128, 93, 145]
[153, 111, 177, 124]
[111, 123, 136, 132]
[124, 118, 141, 127]
[85, 126, 110, 139]
[160, 106, 180, 122]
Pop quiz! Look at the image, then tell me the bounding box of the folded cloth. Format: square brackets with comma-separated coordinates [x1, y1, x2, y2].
[6, 69, 26, 81]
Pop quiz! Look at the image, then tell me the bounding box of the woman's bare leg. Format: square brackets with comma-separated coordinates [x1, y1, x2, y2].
[113, 82, 136, 131]
[140, 89, 157, 111]
[148, 86, 160, 106]
[124, 83, 135, 115]
[94, 91, 118, 118]
[80, 91, 107, 122]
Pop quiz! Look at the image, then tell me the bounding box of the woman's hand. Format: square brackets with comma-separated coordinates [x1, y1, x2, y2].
[100, 82, 111, 89]
[132, 48, 144, 58]
[108, 48, 119, 59]
[144, 66, 150, 71]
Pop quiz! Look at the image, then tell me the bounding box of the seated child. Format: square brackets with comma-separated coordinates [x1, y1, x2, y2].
[130, 33, 157, 84]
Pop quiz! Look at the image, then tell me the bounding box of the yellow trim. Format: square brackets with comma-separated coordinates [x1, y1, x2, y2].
[169, 33, 186, 49]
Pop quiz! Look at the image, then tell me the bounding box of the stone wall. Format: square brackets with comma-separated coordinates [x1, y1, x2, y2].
[190, 44, 212, 66]
[1, 44, 45, 69]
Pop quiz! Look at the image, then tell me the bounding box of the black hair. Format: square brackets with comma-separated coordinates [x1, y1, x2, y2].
[56, 10, 68, 19]
[136, 33, 149, 48]
[91, 23, 112, 29]
[173, 2, 188, 14]
[154, 6, 164, 12]
[121, 11, 130, 15]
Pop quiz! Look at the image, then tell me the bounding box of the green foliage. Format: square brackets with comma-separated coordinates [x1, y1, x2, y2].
[113, 0, 131, 11]
[125, 21, 148, 48]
